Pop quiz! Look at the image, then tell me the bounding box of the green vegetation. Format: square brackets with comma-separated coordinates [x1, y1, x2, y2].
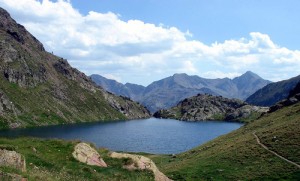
[150, 102, 300, 180]
[0, 137, 153, 180]
[212, 113, 225, 120]
[239, 111, 262, 123]
[0, 74, 127, 129]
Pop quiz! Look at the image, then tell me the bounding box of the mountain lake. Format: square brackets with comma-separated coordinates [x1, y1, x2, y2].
[0, 118, 243, 154]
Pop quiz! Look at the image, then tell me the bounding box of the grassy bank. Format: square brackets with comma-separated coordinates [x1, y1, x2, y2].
[150, 102, 300, 180]
[0, 137, 153, 180]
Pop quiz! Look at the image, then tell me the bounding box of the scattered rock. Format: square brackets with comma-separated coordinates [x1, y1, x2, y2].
[72, 143, 107, 167]
[32, 147, 37, 153]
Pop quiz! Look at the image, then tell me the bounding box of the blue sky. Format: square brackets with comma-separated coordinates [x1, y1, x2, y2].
[1, 0, 300, 85]
[71, 0, 300, 49]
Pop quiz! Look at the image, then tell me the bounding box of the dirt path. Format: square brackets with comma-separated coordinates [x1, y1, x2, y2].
[110, 152, 173, 181]
[253, 132, 300, 169]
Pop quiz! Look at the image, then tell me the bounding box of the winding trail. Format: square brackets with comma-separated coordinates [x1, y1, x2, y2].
[110, 152, 173, 181]
[253, 132, 300, 169]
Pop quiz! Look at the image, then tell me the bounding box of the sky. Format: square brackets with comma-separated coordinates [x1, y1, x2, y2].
[1, 0, 300, 85]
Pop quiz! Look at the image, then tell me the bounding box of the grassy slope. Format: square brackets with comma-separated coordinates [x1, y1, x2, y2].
[0, 73, 127, 129]
[0, 138, 153, 181]
[150, 102, 300, 180]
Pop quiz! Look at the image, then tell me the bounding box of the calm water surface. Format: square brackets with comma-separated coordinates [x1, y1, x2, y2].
[0, 118, 243, 154]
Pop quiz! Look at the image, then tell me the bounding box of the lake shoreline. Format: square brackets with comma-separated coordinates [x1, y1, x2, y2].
[0, 118, 243, 154]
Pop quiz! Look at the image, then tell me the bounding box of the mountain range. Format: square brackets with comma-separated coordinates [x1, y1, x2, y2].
[0, 7, 150, 129]
[246, 74, 300, 106]
[91, 71, 271, 112]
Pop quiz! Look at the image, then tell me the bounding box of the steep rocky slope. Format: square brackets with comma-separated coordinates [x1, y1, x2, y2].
[153, 94, 268, 122]
[246, 74, 300, 106]
[92, 71, 270, 113]
[0, 7, 150, 129]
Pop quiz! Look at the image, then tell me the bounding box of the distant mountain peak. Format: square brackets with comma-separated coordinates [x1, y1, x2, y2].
[241, 71, 261, 79]
[172, 73, 189, 79]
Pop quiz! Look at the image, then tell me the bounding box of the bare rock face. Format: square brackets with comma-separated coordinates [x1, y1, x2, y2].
[0, 91, 16, 114]
[0, 149, 26, 172]
[72, 143, 107, 167]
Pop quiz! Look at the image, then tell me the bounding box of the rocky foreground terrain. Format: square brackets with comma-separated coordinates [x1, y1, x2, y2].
[0, 7, 150, 129]
[154, 94, 268, 122]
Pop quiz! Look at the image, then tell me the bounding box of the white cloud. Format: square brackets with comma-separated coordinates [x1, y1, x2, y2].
[1, 0, 300, 85]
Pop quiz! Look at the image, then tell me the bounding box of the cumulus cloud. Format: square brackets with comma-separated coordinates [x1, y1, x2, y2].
[1, 0, 300, 85]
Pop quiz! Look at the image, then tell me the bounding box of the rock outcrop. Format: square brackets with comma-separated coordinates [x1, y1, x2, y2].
[72, 143, 107, 167]
[154, 94, 268, 122]
[110, 152, 172, 181]
[0, 148, 26, 172]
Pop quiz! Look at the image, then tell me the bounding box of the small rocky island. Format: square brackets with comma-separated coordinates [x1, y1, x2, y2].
[153, 94, 268, 122]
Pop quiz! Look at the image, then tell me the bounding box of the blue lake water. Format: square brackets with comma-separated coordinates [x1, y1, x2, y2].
[0, 118, 243, 154]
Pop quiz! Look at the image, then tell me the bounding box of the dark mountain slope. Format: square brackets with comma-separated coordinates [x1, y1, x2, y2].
[0, 7, 150, 129]
[246, 74, 300, 106]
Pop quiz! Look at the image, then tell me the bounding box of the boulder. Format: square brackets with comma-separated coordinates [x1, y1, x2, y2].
[0, 149, 26, 172]
[72, 143, 107, 167]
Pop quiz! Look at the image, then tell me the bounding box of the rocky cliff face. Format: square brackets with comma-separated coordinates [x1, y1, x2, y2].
[153, 94, 268, 122]
[0, 7, 150, 129]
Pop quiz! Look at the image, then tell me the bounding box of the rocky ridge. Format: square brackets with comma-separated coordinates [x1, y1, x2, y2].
[0, 7, 150, 129]
[154, 94, 268, 122]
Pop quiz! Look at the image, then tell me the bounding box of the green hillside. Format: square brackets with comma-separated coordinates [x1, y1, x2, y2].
[151, 102, 300, 180]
